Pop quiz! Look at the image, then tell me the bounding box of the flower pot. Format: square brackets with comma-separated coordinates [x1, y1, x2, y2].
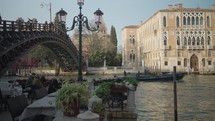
[63, 99, 80, 116]
[99, 114, 104, 121]
[127, 84, 137, 91]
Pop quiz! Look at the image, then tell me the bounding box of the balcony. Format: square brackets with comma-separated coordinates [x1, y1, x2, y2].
[207, 45, 215, 49]
[176, 45, 183, 49]
[161, 46, 170, 50]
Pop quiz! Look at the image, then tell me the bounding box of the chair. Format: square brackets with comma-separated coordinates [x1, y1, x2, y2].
[7, 94, 28, 121]
[7, 94, 45, 121]
[0, 89, 7, 111]
[35, 87, 48, 99]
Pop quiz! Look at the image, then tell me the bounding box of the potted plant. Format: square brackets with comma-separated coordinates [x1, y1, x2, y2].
[92, 102, 106, 121]
[125, 77, 138, 91]
[95, 82, 113, 102]
[55, 81, 89, 116]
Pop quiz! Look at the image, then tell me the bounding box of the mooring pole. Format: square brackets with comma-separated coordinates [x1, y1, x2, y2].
[173, 66, 178, 121]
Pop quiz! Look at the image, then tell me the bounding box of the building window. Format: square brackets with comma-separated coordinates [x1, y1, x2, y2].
[197, 37, 200, 45]
[177, 51, 181, 57]
[184, 37, 187, 45]
[201, 37, 204, 45]
[164, 51, 167, 57]
[163, 16, 167, 27]
[164, 61, 168, 66]
[208, 61, 211, 65]
[178, 61, 181, 66]
[164, 36, 167, 46]
[177, 36, 180, 45]
[208, 36, 211, 45]
[129, 35, 135, 45]
[192, 16, 195, 25]
[200, 17, 203, 25]
[184, 58, 187, 67]
[202, 58, 205, 67]
[176, 16, 180, 27]
[196, 17, 199, 25]
[183, 16, 186, 25]
[208, 50, 211, 57]
[130, 52, 135, 62]
[192, 37, 195, 45]
[187, 17, 190, 25]
[188, 37, 191, 45]
[207, 16, 210, 27]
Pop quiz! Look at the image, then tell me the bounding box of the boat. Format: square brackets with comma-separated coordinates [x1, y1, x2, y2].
[132, 72, 186, 81]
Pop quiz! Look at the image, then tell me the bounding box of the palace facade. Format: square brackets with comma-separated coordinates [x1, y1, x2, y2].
[122, 4, 215, 73]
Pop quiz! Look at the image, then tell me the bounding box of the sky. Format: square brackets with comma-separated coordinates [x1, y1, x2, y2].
[0, 0, 215, 47]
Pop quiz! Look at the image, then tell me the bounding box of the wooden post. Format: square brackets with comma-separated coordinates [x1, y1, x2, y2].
[173, 66, 178, 121]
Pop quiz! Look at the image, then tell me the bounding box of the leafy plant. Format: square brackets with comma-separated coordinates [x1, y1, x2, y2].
[95, 82, 114, 101]
[125, 77, 138, 86]
[55, 81, 89, 113]
[92, 102, 106, 115]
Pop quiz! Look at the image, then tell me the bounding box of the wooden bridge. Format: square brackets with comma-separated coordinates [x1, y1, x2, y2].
[0, 17, 79, 76]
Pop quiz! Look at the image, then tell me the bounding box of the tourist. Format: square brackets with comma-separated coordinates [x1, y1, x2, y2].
[32, 74, 44, 89]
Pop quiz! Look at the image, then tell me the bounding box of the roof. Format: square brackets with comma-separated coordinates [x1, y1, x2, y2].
[122, 25, 139, 30]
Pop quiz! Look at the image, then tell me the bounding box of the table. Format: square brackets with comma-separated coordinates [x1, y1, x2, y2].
[19, 95, 56, 121]
[0, 82, 22, 97]
[19, 91, 88, 121]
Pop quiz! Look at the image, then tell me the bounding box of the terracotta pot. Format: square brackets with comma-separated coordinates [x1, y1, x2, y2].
[99, 114, 104, 121]
[63, 99, 80, 116]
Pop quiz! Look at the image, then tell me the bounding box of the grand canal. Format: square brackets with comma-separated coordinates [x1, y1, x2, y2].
[0, 74, 215, 121]
[136, 74, 215, 121]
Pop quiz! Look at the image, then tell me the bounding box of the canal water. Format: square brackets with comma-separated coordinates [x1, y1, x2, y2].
[136, 74, 215, 121]
[1, 74, 215, 121]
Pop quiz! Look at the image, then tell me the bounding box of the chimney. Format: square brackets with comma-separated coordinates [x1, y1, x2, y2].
[168, 5, 173, 10]
[175, 3, 183, 9]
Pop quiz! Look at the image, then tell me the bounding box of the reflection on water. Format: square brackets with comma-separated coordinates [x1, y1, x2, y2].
[136, 75, 215, 121]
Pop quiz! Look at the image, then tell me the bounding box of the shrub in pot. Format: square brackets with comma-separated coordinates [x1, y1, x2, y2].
[55, 81, 89, 116]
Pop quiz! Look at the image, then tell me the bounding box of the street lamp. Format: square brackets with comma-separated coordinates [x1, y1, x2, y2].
[57, 0, 104, 81]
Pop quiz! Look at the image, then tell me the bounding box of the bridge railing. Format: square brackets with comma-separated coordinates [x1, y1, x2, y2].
[0, 19, 68, 38]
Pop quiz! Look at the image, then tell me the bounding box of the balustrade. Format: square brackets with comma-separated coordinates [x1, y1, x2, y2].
[0, 19, 67, 38]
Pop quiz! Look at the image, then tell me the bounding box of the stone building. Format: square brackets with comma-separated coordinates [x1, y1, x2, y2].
[122, 4, 215, 73]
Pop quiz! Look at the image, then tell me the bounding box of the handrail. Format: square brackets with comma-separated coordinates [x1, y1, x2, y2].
[0, 19, 67, 38]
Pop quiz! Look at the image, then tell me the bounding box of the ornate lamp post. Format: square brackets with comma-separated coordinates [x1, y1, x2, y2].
[57, 0, 103, 81]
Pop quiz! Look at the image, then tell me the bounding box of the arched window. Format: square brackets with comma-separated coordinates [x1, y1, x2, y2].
[192, 37, 195, 45]
[208, 36, 211, 45]
[177, 36, 180, 45]
[183, 16, 186, 25]
[202, 58, 205, 67]
[196, 17, 199, 25]
[163, 16, 167, 27]
[130, 50, 135, 63]
[197, 37, 200, 45]
[184, 37, 187, 45]
[184, 58, 187, 67]
[201, 37, 204, 45]
[187, 16, 190, 25]
[207, 16, 210, 27]
[192, 16, 195, 25]
[200, 17, 203, 25]
[129, 35, 135, 45]
[176, 16, 180, 27]
[164, 36, 167, 46]
[188, 37, 191, 45]
[133, 38, 135, 45]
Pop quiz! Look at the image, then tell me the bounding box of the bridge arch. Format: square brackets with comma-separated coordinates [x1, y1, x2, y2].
[0, 19, 79, 76]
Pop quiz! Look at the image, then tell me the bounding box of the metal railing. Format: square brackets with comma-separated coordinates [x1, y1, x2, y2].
[0, 19, 67, 37]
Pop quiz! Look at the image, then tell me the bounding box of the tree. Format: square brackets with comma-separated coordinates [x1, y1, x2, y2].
[28, 45, 57, 67]
[110, 26, 117, 56]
